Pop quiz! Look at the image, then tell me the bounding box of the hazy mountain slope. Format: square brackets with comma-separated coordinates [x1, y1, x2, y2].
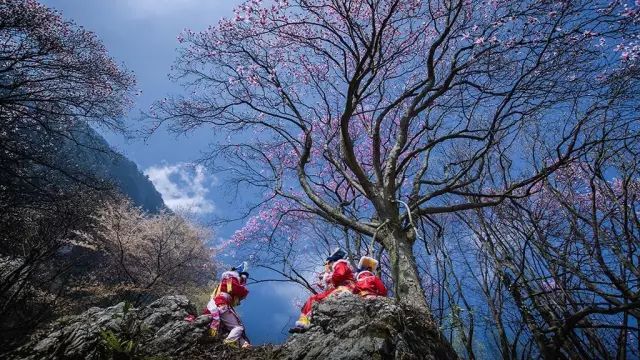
[64, 123, 165, 213]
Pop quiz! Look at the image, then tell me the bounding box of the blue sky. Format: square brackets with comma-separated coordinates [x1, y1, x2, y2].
[41, 0, 306, 344]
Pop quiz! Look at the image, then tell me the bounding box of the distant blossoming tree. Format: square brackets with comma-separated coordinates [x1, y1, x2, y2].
[89, 199, 214, 304]
[153, 0, 640, 312]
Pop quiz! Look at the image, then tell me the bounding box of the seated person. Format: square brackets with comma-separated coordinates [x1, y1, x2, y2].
[203, 262, 251, 348]
[289, 248, 355, 333]
[354, 256, 387, 298]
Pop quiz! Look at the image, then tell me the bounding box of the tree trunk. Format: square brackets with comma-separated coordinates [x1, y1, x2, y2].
[386, 229, 429, 310]
[385, 228, 460, 359]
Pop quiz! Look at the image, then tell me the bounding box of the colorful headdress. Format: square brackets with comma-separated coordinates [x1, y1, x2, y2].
[234, 261, 249, 274]
[358, 256, 379, 272]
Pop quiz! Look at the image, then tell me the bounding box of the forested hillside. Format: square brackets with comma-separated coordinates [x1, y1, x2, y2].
[0, 0, 212, 353]
[62, 123, 165, 213]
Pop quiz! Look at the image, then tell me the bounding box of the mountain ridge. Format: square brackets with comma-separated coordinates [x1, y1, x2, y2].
[65, 123, 165, 213]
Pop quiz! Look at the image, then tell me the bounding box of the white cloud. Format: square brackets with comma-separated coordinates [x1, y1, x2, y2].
[144, 163, 215, 214]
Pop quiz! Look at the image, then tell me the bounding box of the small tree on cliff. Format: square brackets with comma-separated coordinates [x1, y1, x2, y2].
[90, 199, 214, 304]
[153, 0, 639, 311]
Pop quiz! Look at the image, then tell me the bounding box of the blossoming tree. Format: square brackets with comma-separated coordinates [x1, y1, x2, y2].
[153, 0, 640, 311]
[0, 0, 136, 211]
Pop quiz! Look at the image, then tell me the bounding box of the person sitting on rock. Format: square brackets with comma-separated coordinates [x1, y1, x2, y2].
[354, 256, 387, 298]
[203, 262, 251, 348]
[289, 248, 355, 333]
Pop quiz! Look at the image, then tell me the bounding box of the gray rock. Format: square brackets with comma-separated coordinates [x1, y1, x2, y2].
[11, 295, 209, 360]
[280, 292, 458, 360]
[12, 293, 458, 360]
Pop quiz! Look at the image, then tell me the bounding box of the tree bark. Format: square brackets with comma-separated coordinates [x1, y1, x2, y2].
[386, 229, 429, 311]
[384, 228, 459, 359]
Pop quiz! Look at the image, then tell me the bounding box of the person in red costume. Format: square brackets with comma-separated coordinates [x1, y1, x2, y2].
[203, 262, 251, 348]
[289, 248, 355, 333]
[354, 256, 387, 298]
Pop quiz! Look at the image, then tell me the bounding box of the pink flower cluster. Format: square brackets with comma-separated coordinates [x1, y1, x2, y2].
[228, 196, 313, 246]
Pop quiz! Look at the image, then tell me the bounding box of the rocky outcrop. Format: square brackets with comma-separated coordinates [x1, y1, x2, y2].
[12, 293, 457, 360]
[10, 296, 211, 360]
[279, 292, 457, 360]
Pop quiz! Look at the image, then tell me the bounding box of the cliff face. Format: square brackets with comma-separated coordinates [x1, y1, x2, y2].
[11, 294, 457, 360]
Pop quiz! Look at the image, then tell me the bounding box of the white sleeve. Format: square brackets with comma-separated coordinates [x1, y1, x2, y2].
[206, 299, 218, 313]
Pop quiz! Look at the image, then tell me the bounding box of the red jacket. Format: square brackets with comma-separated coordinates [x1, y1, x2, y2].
[331, 259, 355, 287]
[354, 271, 387, 296]
[214, 271, 249, 307]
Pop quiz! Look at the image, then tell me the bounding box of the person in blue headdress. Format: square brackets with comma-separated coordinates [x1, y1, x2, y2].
[289, 248, 355, 333]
